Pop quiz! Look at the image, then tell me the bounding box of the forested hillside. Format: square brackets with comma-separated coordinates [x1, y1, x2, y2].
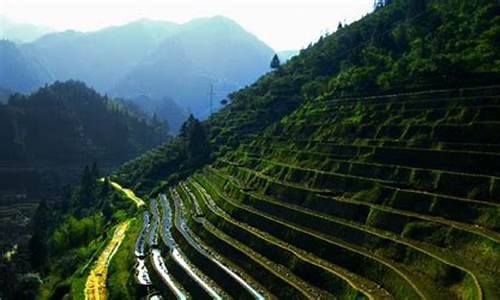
[0, 81, 167, 282]
[114, 0, 500, 193]
[0, 80, 167, 191]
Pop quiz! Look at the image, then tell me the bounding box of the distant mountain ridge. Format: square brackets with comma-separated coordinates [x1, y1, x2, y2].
[114, 16, 274, 117]
[0, 16, 53, 43]
[0, 16, 275, 123]
[0, 40, 51, 93]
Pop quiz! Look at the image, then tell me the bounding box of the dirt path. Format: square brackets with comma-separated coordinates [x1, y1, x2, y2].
[84, 220, 131, 300]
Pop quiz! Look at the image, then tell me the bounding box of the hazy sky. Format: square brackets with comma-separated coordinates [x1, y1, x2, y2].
[1, 0, 374, 51]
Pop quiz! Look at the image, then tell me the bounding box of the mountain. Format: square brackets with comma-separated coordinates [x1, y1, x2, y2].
[5, 16, 274, 123]
[0, 16, 53, 43]
[113, 16, 274, 117]
[22, 19, 179, 92]
[0, 40, 51, 92]
[125, 95, 189, 133]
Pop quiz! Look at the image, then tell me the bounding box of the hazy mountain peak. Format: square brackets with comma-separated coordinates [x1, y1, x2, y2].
[182, 15, 246, 33]
[0, 15, 53, 43]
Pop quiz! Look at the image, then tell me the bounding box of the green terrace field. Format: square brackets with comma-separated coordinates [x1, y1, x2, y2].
[117, 85, 500, 299]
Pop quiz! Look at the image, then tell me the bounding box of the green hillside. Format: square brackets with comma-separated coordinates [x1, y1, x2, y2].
[114, 0, 500, 193]
[35, 0, 500, 299]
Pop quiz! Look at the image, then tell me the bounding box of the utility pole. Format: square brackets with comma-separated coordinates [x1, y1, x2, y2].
[209, 84, 214, 115]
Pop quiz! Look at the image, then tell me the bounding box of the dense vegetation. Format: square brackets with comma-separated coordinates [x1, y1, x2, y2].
[0, 163, 139, 299]
[0, 80, 167, 195]
[3, 0, 499, 299]
[0, 81, 166, 299]
[114, 0, 500, 194]
[5, 81, 167, 163]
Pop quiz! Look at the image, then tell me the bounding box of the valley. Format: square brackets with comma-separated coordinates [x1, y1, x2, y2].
[1, 0, 499, 299]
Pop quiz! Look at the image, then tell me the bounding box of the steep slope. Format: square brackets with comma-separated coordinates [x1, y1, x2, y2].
[114, 0, 500, 193]
[181, 84, 500, 299]
[113, 16, 274, 117]
[110, 2, 500, 296]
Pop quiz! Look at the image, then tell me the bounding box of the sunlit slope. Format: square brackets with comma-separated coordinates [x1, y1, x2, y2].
[169, 86, 500, 299]
[105, 179, 146, 208]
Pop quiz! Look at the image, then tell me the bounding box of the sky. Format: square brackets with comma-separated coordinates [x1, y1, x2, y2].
[0, 0, 374, 51]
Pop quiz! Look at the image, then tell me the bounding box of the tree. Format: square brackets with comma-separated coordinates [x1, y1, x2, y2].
[270, 54, 281, 70]
[220, 99, 228, 106]
[180, 115, 209, 164]
[337, 22, 343, 30]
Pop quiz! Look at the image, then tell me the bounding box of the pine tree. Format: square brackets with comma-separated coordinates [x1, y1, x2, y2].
[270, 54, 281, 70]
[180, 115, 209, 165]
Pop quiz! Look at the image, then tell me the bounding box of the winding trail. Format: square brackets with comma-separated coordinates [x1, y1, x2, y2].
[84, 220, 131, 300]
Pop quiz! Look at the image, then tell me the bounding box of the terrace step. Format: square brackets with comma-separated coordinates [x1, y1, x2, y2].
[170, 186, 263, 299]
[296, 99, 500, 126]
[277, 122, 500, 145]
[179, 182, 273, 300]
[249, 136, 500, 154]
[313, 85, 500, 107]
[185, 186, 315, 299]
[214, 168, 500, 298]
[228, 151, 500, 202]
[248, 139, 500, 177]
[218, 161, 500, 231]
[211, 164, 500, 270]
[199, 172, 442, 300]
[192, 178, 370, 299]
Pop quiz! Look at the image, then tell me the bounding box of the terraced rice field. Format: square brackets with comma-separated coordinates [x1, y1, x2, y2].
[84, 220, 131, 300]
[125, 86, 500, 299]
